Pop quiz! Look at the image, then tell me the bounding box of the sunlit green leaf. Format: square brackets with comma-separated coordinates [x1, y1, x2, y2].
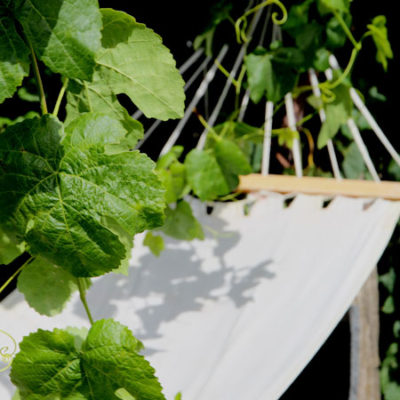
[67, 9, 185, 123]
[10, 320, 165, 400]
[0, 114, 165, 277]
[367, 15, 393, 71]
[143, 231, 164, 257]
[15, 0, 102, 80]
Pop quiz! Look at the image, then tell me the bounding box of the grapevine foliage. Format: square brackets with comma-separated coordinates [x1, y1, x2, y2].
[1, 0, 185, 398]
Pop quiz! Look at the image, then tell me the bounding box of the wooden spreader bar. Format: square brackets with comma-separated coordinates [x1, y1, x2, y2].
[238, 174, 400, 200]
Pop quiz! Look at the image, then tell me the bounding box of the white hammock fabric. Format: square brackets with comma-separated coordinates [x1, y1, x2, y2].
[1, 194, 400, 399]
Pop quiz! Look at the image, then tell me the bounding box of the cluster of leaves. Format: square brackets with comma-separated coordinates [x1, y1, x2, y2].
[1, 0, 186, 398]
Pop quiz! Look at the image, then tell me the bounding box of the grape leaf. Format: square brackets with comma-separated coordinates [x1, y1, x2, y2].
[115, 388, 137, 400]
[160, 200, 204, 241]
[0, 227, 24, 265]
[0, 114, 165, 277]
[213, 138, 252, 191]
[14, 0, 102, 80]
[17, 257, 82, 316]
[0, 13, 30, 104]
[11, 320, 165, 400]
[318, 83, 352, 149]
[367, 15, 393, 71]
[66, 9, 185, 123]
[185, 149, 229, 201]
[317, 0, 350, 15]
[143, 231, 164, 257]
[245, 49, 298, 103]
[342, 142, 366, 179]
[156, 147, 188, 204]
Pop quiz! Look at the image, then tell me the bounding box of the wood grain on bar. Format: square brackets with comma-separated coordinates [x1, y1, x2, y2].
[238, 174, 400, 200]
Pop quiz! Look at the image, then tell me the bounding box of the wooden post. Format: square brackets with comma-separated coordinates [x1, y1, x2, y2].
[349, 268, 381, 400]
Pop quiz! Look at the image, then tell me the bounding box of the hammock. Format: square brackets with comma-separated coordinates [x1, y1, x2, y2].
[2, 7, 400, 399]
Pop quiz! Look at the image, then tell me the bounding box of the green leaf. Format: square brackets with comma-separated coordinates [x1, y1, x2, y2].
[174, 393, 182, 400]
[115, 388, 137, 400]
[185, 149, 229, 201]
[388, 160, 400, 181]
[245, 49, 298, 104]
[11, 319, 165, 400]
[81, 319, 165, 400]
[317, 0, 350, 15]
[0, 13, 30, 104]
[369, 86, 387, 102]
[382, 295, 395, 314]
[0, 114, 165, 277]
[342, 142, 366, 179]
[15, 0, 102, 80]
[379, 268, 396, 293]
[64, 112, 143, 154]
[213, 139, 252, 191]
[326, 14, 352, 49]
[0, 227, 24, 265]
[67, 9, 185, 122]
[17, 257, 80, 316]
[393, 321, 400, 339]
[367, 15, 393, 71]
[313, 48, 331, 71]
[161, 200, 204, 241]
[11, 390, 21, 400]
[384, 382, 400, 400]
[156, 147, 188, 204]
[273, 128, 300, 149]
[318, 83, 352, 149]
[143, 232, 164, 257]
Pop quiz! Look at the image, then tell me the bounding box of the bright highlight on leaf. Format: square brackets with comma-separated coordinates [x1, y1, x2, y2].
[0, 114, 165, 277]
[67, 9, 185, 125]
[14, 0, 102, 80]
[10, 319, 166, 400]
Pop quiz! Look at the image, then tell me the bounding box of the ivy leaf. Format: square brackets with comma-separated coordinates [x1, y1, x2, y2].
[245, 49, 298, 103]
[367, 16, 393, 71]
[10, 319, 165, 400]
[15, 0, 102, 80]
[185, 149, 229, 201]
[318, 83, 352, 149]
[67, 9, 185, 123]
[160, 200, 204, 241]
[143, 231, 164, 257]
[273, 127, 300, 149]
[0, 13, 30, 104]
[17, 257, 83, 316]
[0, 227, 24, 265]
[0, 114, 165, 277]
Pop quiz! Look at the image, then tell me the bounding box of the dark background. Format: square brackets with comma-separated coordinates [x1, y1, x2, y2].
[1, 1, 399, 398]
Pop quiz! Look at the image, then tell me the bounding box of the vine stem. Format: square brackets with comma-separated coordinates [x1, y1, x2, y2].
[77, 278, 94, 325]
[0, 257, 34, 295]
[53, 78, 69, 117]
[28, 39, 48, 115]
